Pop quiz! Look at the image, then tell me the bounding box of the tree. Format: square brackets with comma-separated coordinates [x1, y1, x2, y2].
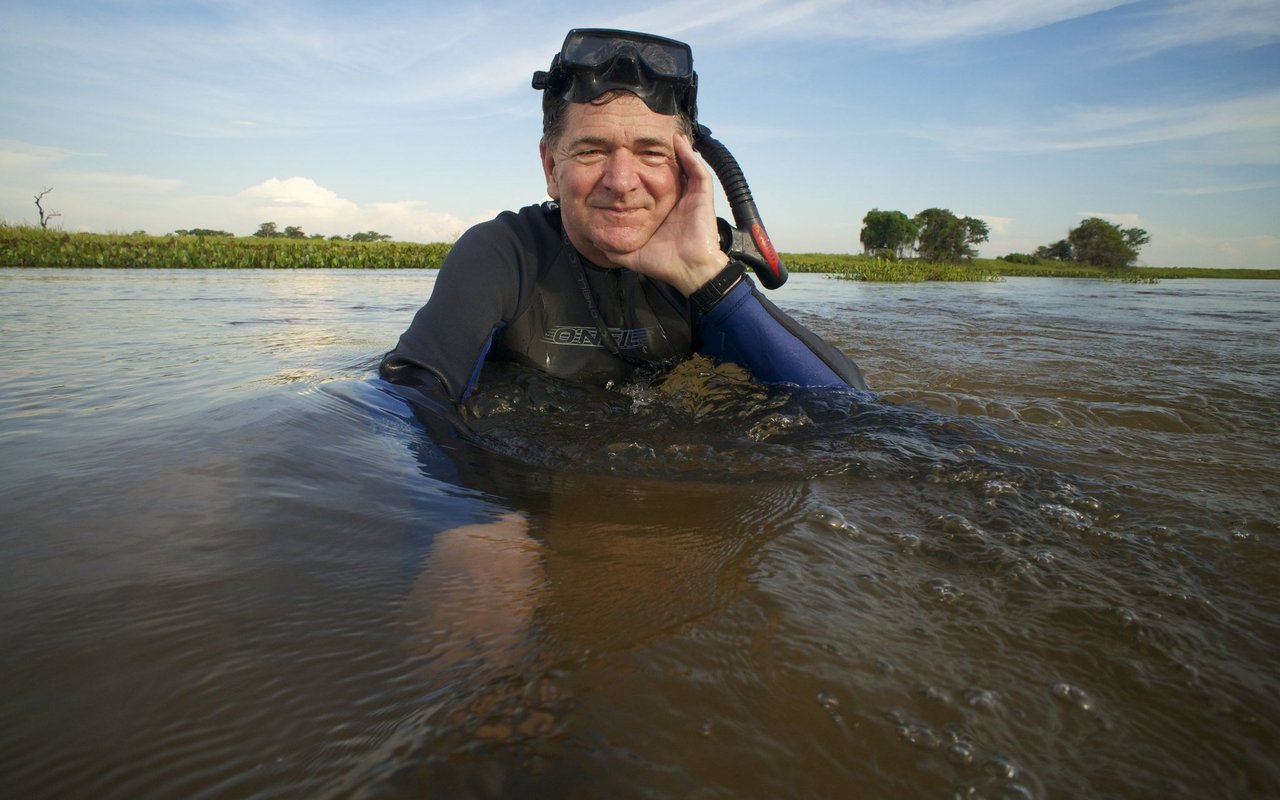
[253, 222, 281, 238]
[283, 225, 306, 239]
[175, 228, 233, 237]
[1067, 217, 1147, 268]
[860, 209, 917, 258]
[349, 230, 392, 242]
[34, 187, 62, 229]
[913, 208, 989, 262]
[1034, 239, 1072, 261]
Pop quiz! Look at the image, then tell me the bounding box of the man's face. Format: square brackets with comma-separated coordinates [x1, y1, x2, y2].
[541, 94, 683, 269]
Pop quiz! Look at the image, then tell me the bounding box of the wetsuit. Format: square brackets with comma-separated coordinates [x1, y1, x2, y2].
[380, 202, 866, 402]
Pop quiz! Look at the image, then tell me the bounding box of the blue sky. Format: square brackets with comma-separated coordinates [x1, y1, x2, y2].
[2, 0, 1277, 268]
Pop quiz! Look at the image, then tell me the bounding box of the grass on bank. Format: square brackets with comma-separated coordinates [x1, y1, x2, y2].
[0, 225, 452, 270]
[2, 225, 1277, 280]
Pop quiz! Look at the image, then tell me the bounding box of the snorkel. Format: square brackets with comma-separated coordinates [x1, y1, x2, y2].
[533, 28, 788, 289]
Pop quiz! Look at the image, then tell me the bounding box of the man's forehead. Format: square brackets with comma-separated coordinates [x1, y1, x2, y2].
[563, 96, 678, 141]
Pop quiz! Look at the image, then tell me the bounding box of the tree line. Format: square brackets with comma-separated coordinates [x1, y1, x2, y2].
[861, 209, 1150, 268]
[171, 222, 393, 242]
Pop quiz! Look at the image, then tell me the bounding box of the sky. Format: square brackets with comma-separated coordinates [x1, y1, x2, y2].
[2, 0, 1278, 268]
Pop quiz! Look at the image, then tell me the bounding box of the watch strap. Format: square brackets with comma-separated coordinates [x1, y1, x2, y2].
[690, 260, 746, 315]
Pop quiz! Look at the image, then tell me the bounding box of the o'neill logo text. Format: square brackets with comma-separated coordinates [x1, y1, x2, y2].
[543, 326, 653, 350]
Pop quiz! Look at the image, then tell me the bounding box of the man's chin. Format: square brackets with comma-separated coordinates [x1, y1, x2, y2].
[586, 231, 651, 261]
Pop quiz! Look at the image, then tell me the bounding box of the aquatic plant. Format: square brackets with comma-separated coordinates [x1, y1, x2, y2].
[0, 224, 452, 269]
[2, 224, 1275, 280]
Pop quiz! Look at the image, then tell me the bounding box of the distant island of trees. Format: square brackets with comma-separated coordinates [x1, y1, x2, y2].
[860, 208, 1150, 269]
[172, 222, 395, 242]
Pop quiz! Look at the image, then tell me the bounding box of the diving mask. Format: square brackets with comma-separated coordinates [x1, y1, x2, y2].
[532, 28, 698, 120]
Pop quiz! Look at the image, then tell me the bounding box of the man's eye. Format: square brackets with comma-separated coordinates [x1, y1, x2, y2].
[639, 151, 672, 166]
[571, 149, 606, 163]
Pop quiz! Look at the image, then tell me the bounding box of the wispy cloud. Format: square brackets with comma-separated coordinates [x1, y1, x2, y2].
[0, 140, 83, 170]
[51, 171, 183, 192]
[1121, 0, 1280, 56]
[611, 0, 1132, 46]
[1157, 181, 1280, 196]
[918, 89, 1280, 160]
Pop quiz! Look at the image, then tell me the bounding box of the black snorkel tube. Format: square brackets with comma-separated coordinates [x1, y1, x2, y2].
[693, 124, 788, 289]
[535, 28, 789, 289]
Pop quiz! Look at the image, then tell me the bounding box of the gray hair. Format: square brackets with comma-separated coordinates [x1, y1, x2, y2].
[540, 89, 694, 148]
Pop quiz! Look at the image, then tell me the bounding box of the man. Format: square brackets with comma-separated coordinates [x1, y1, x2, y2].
[381, 28, 866, 407]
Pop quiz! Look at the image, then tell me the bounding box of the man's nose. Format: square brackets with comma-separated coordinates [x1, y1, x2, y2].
[601, 150, 640, 193]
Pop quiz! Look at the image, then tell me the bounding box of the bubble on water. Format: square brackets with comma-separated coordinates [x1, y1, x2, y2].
[898, 722, 942, 750]
[1031, 549, 1056, 565]
[808, 505, 864, 539]
[892, 532, 922, 551]
[984, 755, 1021, 781]
[1105, 605, 1139, 627]
[983, 478, 1019, 497]
[606, 441, 656, 460]
[1051, 682, 1095, 711]
[698, 719, 713, 738]
[947, 740, 977, 766]
[953, 444, 979, 457]
[747, 411, 811, 441]
[816, 690, 843, 724]
[924, 578, 963, 605]
[965, 688, 999, 710]
[1038, 503, 1093, 531]
[933, 513, 985, 539]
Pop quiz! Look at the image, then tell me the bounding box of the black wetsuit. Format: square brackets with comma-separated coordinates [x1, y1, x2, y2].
[381, 202, 866, 402]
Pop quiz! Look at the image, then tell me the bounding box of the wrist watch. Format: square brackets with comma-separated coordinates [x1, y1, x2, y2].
[690, 259, 746, 314]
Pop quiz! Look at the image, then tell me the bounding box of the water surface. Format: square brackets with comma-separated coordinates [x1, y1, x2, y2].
[1, 270, 1276, 799]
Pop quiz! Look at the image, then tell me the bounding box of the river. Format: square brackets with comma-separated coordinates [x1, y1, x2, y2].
[0, 269, 1276, 799]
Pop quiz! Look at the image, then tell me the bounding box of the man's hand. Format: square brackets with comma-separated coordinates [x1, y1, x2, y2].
[610, 135, 729, 296]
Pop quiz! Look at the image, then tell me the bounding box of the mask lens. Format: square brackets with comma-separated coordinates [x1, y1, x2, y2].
[561, 30, 691, 79]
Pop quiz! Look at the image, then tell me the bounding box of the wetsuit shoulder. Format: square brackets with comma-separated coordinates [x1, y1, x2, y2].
[381, 204, 562, 401]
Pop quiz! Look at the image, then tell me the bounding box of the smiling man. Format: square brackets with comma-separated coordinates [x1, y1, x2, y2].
[381, 28, 867, 405]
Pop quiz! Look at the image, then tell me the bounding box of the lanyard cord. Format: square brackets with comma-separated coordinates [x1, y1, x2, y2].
[564, 238, 678, 377]
[567, 243, 632, 362]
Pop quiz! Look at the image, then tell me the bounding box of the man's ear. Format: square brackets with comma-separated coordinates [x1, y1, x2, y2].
[539, 140, 559, 200]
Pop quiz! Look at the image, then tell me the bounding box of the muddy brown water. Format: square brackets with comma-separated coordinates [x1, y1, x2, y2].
[1, 269, 1276, 798]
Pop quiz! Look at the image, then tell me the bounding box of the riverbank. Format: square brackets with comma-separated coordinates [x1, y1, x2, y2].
[3, 225, 1276, 280]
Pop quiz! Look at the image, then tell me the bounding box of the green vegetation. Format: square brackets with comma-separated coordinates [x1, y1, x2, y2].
[784, 253, 1001, 282]
[860, 209, 1150, 271]
[2, 224, 1276, 280]
[784, 253, 1277, 282]
[859, 207, 989, 262]
[0, 224, 451, 269]
[1037, 217, 1150, 268]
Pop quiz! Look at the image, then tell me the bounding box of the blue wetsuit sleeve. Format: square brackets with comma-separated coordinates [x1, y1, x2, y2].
[695, 279, 868, 390]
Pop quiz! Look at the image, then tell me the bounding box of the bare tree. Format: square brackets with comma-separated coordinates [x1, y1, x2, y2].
[35, 187, 62, 229]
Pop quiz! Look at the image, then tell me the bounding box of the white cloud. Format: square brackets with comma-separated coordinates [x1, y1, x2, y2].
[239, 176, 465, 241]
[242, 177, 359, 213]
[978, 214, 1013, 235]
